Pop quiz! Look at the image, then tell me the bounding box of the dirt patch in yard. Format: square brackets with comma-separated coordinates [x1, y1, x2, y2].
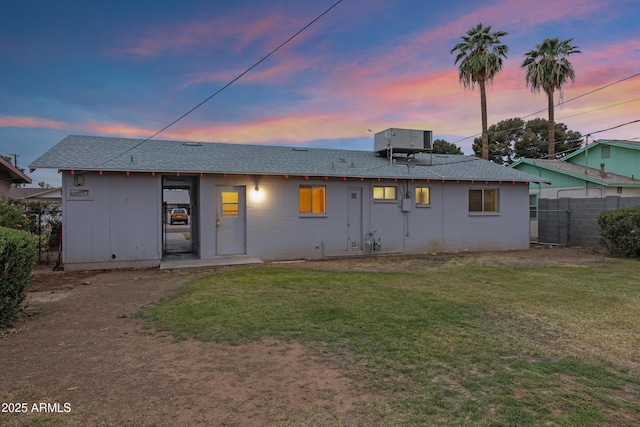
[0, 247, 611, 426]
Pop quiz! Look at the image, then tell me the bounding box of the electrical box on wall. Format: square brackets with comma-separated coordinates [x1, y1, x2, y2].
[401, 198, 412, 212]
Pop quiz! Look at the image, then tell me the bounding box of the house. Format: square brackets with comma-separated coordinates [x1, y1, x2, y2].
[30, 133, 546, 271]
[512, 140, 640, 200]
[0, 155, 32, 196]
[511, 139, 640, 245]
[9, 186, 63, 203]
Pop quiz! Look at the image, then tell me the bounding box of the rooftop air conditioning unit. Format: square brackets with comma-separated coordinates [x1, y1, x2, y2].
[374, 128, 432, 156]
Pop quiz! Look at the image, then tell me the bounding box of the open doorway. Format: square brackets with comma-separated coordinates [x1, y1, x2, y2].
[162, 176, 198, 256]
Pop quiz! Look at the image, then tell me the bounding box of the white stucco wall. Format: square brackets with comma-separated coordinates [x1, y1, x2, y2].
[62, 171, 162, 270]
[62, 172, 531, 269]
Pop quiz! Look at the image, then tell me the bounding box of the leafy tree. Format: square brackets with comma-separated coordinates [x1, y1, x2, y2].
[521, 38, 580, 159]
[514, 118, 582, 159]
[451, 23, 508, 160]
[432, 139, 463, 154]
[472, 118, 524, 164]
[473, 117, 582, 164]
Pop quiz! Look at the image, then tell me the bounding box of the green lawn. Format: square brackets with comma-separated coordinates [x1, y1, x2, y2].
[140, 258, 640, 426]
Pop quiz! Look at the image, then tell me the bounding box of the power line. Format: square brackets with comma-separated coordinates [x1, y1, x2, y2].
[451, 72, 640, 145]
[521, 72, 640, 120]
[557, 72, 640, 106]
[99, 0, 343, 167]
[558, 97, 640, 120]
[586, 119, 640, 137]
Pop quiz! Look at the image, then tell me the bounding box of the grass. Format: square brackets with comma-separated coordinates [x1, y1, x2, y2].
[140, 258, 640, 426]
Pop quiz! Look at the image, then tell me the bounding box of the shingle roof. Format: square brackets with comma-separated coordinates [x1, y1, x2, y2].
[30, 135, 547, 183]
[512, 158, 640, 187]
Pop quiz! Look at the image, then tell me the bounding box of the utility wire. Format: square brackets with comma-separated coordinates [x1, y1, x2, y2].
[586, 119, 640, 136]
[99, 0, 343, 167]
[451, 72, 640, 145]
[558, 97, 640, 120]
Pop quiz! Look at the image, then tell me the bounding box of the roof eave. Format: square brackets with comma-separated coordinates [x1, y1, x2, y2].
[52, 167, 543, 184]
[1, 157, 32, 184]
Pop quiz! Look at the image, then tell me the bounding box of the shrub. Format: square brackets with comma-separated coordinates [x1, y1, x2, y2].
[0, 226, 38, 328]
[0, 197, 31, 230]
[597, 207, 640, 258]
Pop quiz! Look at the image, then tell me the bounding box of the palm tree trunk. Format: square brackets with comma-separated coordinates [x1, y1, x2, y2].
[547, 88, 555, 159]
[479, 79, 489, 160]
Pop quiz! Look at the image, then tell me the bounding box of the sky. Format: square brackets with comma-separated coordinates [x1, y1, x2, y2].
[1, 0, 639, 187]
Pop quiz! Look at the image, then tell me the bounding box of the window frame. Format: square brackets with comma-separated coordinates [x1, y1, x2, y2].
[415, 186, 431, 207]
[373, 186, 397, 202]
[529, 194, 538, 219]
[299, 185, 326, 216]
[468, 188, 500, 215]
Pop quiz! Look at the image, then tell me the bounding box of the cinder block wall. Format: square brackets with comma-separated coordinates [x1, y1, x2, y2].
[537, 196, 640, 246]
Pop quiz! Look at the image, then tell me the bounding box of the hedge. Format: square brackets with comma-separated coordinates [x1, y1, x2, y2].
[0, 226, 38, 328]
[597, 206, 640, 258]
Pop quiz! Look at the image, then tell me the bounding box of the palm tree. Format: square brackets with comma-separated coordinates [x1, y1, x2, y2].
[451, 23, 508, 160]
[521, 38, 580, 159]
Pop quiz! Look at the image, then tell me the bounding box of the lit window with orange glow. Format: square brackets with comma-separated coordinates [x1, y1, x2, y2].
[221, 191, 239, 216]
[415, 187, 430, 206]
[373, 186, 396, 201]
[299, 185, 326, 214]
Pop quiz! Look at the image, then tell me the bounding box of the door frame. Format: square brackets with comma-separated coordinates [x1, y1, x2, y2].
[216, 185, 247, 255]
[162, 176, 198, 256]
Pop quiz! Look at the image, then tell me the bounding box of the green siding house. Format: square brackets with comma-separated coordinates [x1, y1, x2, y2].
[511, 139, 640, 244]
[512, 139, 640, 199]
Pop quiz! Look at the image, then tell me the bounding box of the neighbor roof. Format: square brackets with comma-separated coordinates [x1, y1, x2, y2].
[9, 187, 62, 200]
[511, 158, 640, 187]
[0, 156, 32, 184]
[31, 135, 547, 183]
[562, 139, 640, 162]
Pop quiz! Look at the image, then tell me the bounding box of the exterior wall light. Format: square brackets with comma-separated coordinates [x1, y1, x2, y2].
[250, 185, 265, 203]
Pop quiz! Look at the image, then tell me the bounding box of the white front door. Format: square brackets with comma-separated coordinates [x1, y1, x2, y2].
[216, 186, 246, 255]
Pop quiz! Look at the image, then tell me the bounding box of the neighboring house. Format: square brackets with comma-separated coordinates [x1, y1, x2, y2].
[511, 139, 640, 245]
[9, 187, 63, 203]
[511, 158, 640, 199]
[30, 133, 546, 270]
[0, 156, 31, 196]
[563, 139, 640, 179]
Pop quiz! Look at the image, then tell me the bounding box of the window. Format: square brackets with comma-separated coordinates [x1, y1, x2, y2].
[415, 187, 430, 206]
[469, 188, 499, 213]
[529, 194, 538, 219]
[373, 186, 396, 201]
[221, 191, 239, 216]
[601, 145, 611, 159]
[299, 185, 326, 214]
